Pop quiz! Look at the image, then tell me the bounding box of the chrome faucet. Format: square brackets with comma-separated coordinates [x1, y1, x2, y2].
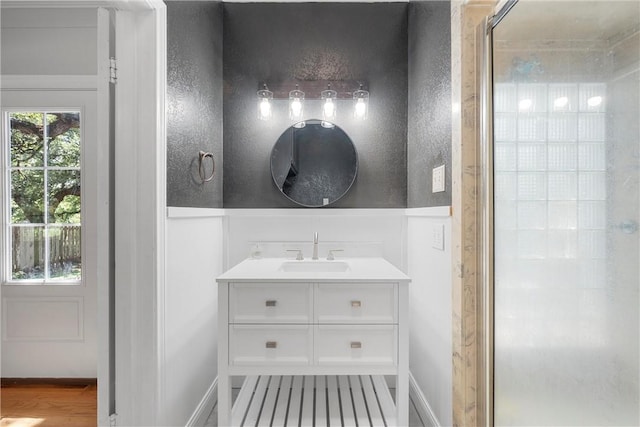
[312, 232, 319, 260]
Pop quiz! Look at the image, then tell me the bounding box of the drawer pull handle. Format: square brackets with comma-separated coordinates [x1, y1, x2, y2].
[350, 341, 362, 349]
[351, 300, 362, 308]
[266, 341, 277, 349]
[265, 300, 277, 307]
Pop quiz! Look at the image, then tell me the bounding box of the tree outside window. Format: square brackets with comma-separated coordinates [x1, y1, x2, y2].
[7, 111, 81, 282]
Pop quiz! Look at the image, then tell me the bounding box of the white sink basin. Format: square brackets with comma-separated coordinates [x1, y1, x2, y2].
[279, 261, 350, 273]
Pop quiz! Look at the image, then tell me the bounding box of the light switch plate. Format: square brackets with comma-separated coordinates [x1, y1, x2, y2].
[432, 223, 445, 250]
[432, 165, 445, 193]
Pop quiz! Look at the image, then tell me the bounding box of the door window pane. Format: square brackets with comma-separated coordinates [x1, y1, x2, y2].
[9, 112, 44, 167]
[47, 113, 81, 167]
[48, 170, 81, 224]
[11, 226, 45, 280]
[11, 170, 44, 224]
[48, 225, 81, 280]
[5, 110, 82, 283]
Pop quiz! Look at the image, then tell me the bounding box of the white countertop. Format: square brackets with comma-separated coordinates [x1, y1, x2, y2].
[216, 257, 411, 283]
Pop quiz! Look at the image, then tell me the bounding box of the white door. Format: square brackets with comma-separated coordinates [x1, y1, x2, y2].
[1, 89, 101, 378]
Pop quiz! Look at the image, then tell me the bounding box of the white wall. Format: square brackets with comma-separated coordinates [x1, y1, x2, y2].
[1, 8, 97, 76]
[407, 208, 453, 427]
[225, 209, 406, 269]
[163, 209, 224, 426]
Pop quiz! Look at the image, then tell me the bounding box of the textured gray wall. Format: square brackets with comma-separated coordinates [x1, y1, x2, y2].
[408, 1, 452, 207]
[223, 3, 408, 208]
[166, 1, 223, 208]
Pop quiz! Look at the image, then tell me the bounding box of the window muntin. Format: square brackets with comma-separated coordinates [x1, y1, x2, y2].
[6, 111, 82, 283]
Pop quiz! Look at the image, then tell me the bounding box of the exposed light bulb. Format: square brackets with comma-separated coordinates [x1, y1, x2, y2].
[259, 98, 271, 119]
[355, 98, 367, 118]
[257, 84, 273, 121]
[323, 98, 336, 119]
[321, 84, 337, 123]
[353, 84, 369, 121]
[289, 86, 305, 121]
[290, 98, 302, 118]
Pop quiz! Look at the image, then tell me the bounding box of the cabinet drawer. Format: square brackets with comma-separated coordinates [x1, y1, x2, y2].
[314, 325, 396, 366]
[229, 283, 312, 324]
[315, 283, 396, 324]
[229, 325, 312, 366]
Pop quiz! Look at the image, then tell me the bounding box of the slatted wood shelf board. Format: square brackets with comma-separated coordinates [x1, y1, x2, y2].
[232, 375, 396, 427]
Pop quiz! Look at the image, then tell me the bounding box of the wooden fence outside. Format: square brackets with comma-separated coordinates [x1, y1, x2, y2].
[12, 226, 81, 273]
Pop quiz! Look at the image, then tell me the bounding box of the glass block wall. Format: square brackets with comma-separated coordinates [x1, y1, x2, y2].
[494, 82, 607, 348]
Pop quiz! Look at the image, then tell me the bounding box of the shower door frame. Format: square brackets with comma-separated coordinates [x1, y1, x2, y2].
[478, 1, 520, 426]
[478, 1, 639, 425]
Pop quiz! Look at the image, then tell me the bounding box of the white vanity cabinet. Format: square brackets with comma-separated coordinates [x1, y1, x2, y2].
[228, 283, 313, 367]
[216, 258, 410, 427]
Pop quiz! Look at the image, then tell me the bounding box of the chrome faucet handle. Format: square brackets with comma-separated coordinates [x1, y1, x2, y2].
[326, 249, 343, 261]
[312, 232, 319, 260]
[286, 249, 304, 261]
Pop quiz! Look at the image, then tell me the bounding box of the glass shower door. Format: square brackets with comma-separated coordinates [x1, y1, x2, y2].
[492, 1, 640, 425]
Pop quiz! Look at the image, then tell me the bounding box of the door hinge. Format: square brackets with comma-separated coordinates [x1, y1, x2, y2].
[109, 57, 117, 84]
[109, 413, 118, 427]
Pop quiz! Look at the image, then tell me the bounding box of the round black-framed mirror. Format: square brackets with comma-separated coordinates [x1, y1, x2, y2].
[270, 119, 358, 207]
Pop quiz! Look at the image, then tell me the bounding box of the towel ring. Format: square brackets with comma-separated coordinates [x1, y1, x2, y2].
[198, 151, 215, 183]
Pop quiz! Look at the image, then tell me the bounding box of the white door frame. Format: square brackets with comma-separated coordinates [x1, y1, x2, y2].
[2, 1, 167, 425]
[97, 2, 167, 424]
[96, 8, 114, 425]
[96, 0, 167, 424]
[111, 1, 166, 425]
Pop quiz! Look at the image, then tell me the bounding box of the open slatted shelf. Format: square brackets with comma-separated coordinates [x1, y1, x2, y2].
[232, 375, 396, 427]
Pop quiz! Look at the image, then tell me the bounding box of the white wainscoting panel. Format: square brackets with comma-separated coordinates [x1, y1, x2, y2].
[2, 296, 84, 341]
[225, 209, 407, 270]
[407, 208, 452, 427]
[162, 213, 224, 426]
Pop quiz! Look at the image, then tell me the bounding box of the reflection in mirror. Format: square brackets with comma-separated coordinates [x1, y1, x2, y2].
[270, 119, 357, 207]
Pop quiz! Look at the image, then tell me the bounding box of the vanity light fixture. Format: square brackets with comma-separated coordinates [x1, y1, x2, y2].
[321, 84, 337, 127]
[353, 84, 369, 120]
[289, 84, 305, 121]
[257, 81, 370, 124]
[289, 85, 306, 128]
[257, 84, 273, 121]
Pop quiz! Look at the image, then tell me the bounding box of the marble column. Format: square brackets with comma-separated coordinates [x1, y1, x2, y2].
[451, 1, 496, 426]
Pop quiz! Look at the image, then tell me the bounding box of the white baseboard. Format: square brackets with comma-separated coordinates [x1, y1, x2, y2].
[186, 378, 218, 427]
[409, 372, 441, 427]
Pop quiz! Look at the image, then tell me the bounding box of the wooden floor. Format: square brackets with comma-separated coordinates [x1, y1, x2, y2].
[0, 380, 97, 427]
